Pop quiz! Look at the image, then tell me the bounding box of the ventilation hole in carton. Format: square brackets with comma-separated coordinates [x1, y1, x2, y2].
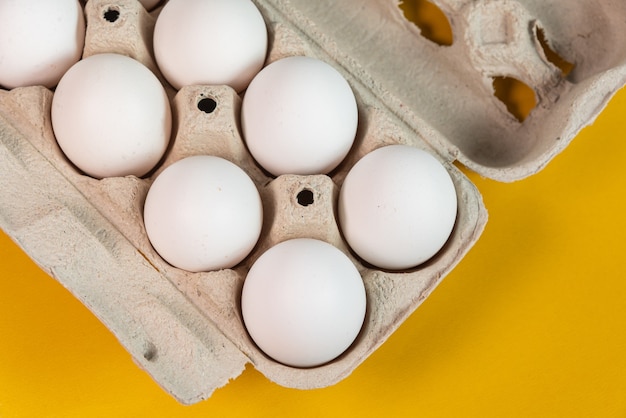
[399, 0, 453, 46]
[103, 7, 120, 23]
[536, 27, 575, 77]
[296, 189, 314, 207]
[197, 97, 217, 113]
[492, 76, 537, 122]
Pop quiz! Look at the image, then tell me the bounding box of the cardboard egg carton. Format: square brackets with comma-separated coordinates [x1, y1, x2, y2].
[1, 0, 625, 404]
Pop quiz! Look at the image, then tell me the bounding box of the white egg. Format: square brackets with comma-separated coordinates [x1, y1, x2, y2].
[0, 0, 85, 89]
[153, 0, 267, 92]
[241, 238, 366, 368]
[51, 53, 172, 179]
[241, 56, 358, 176]
[143, 155, 263, 273]
[338, 145, 458, 270]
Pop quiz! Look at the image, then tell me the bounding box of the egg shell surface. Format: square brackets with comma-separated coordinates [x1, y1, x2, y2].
[338, 145, 458, 270]
[51, 53, 172, 179]
[153, 0, 268, 92]
[241, 56, 359, 176]
[241, 238, 366, 368]
[143, 155, 263, 273]
[0, 0, 85, 89]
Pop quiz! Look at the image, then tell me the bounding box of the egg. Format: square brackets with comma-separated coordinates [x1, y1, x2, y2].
[143, 155, 263, 273]
[51, 53, 172, 179]
[153, 0, 268, 92]
[241, 56, 358, 176]
[241, 238, 366, 368]
[0, 0, 85, 89]
[338, 145, 458, 270]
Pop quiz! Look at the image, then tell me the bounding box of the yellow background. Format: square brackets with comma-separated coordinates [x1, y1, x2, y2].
[3, 90, 626, 417]
[3, 4, 626, 417]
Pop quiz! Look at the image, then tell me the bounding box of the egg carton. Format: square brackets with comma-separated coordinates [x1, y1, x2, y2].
[1, 0, 625, 405]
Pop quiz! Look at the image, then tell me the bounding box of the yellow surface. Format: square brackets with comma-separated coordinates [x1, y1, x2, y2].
[3, 6, 626, 418]
[3, 91, 626, 417]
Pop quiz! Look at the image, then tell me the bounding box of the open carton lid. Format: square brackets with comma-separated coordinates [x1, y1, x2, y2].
[265, 0, 626, 182]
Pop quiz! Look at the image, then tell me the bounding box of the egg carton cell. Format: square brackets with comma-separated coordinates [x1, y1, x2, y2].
[1, 0, 626, 405]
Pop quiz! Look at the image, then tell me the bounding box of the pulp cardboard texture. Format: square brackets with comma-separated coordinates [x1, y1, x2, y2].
[0, 0, 624, 405]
